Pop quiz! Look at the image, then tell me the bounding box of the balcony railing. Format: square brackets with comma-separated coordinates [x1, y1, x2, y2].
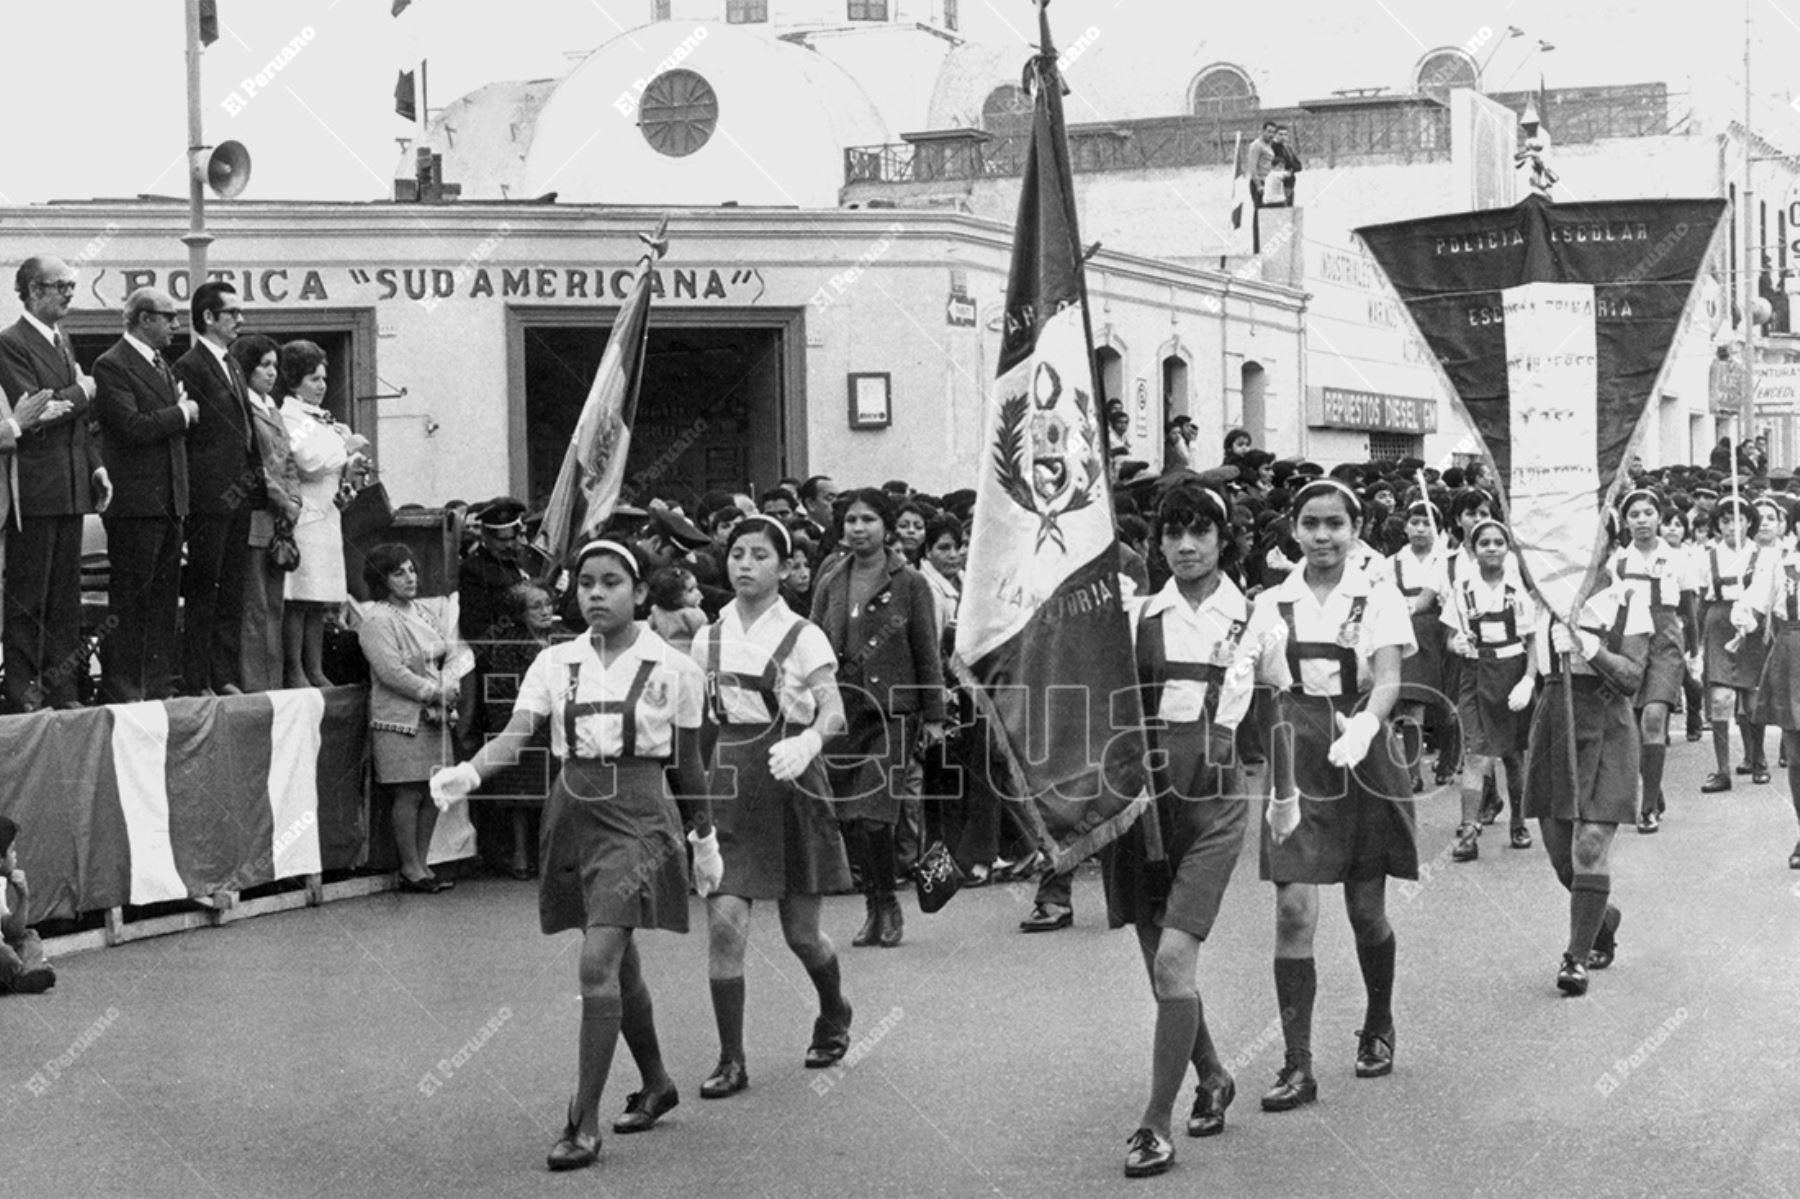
[845, 84, 1681, 187]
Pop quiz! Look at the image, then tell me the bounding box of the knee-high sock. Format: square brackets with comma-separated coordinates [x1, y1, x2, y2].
[1149, 997, 1201, 1126]
[1639, 741, 1668, 818]
[1569, 873, 1612, 958]
[1190, 995, 1222, 1077]
[1356, 933, 1396, 1033]
[1541, 818, 1575, 891]
[1273, 957, 1316, 1071]
[1713, 719, 1732, 775]
[619, 957, 667, 1088]
[1399, 720, 1422, 775]
[576, 996, 623, 1126]
[710, 976, 746, 1062]
[805, 954, 850, 1023]
[1501, 754, 1525, 825]
[1787, 734, 1800, 823]
[1747, 721, 1768, 769]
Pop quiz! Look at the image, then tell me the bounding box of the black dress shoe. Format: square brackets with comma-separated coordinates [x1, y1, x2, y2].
[699, 1058, 749, 1099]
[547, 1101, 600, 1171]
[1509, 824, 1533, 850]
[397, 875, 442, 894]
[1019, 903, 1073, 933]
[1700, 773, 1732, 794]
[4, 966, 56, 994]
[877, 894, 904, 948]
[852, 897, 881, 947]
[1637, 811, 1660, 834]
[1123, 1127, 1175, 1178]
[1556, 952, 1589, 996]
[1754, 767, 1772, 785]
[1186, 1075, 1234, 1137]
[613, 1085, 679, 1133]
[1735, 761, 1754, 776]
[1354, 1027, 1394, 1078]
[1260, 1063, 1317, 1112]
[1587, 907, 1621, 971]
[1685, 729, 1704, 742]
[1450, 822, 1480, 863]
[804, 1006, 853, 1068]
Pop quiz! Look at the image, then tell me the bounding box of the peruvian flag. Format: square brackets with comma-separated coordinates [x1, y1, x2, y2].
[0, 689, 470, 923]
[1357, 194, 1728, 617]
[954, 0, 1149, 872]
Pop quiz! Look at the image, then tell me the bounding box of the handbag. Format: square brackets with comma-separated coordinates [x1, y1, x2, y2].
[268, 513, 301, 573]
[911, 840, 963, 914]
[339, 479, 395, 545]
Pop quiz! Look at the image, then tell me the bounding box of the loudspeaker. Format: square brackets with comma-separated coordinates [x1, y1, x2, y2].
[207, 140, 252, 199]
[344, 506, 464, 602]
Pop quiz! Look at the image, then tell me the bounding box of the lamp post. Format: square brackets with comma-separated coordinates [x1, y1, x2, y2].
[182, 0, 212, 286]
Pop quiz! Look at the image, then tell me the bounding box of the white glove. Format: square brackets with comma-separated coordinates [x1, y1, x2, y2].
[1686, 652, 1704, 681]
[1731, 609, 1759, 635]
[429, 762, 481, 811]
[768, 728, 823, 783]
[1266, 791, 1301, 844]
[1549, 622, 1601, 660]
[1507, 674, 1535, 712]
[688, 829, 724, 897]
[1448, 631, 1475, 658]
[1327, 711, 1381, 768]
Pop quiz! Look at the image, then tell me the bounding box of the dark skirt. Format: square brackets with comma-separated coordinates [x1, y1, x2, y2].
[1522, 676, 1638, 825]
[539, 757, 689, 935]
[1703, 601, 1768, 691]
[1399, 608, 1446, 705]
[1259, 692, 1420, 885]
[713, 721, 854, 899]
[1101, 721, 1247, 938]
[825, 700, 908, 825]
[1456, 653, 1530, 757]
[1636, 608, 1685, 710]
[1751, 624, 1800, 731]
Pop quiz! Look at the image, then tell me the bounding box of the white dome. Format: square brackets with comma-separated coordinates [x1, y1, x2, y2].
[520, 21, 890, 207]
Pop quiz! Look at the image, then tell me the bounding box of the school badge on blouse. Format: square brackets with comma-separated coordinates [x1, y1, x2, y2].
[1336, 620, 1362, 648]
[642, 679, 669, 709]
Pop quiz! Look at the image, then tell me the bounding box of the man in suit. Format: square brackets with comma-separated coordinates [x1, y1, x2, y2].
[0, 255, 111, 712]
[172, 281, 255, 696]
[92, 287, 197, 703]
[0, 383, 73, 643]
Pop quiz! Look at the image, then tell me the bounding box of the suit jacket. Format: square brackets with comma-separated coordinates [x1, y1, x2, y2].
[0, 317, 104, 516]
[171, 341, 257, 515]
[92, 338, 190, 520]
[810, 547, 946, 720]
[0, 384, 18, 531]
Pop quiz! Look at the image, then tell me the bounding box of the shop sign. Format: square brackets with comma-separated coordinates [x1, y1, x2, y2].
[93, 264, 768, 307]
[1307, 385, 1439, 433]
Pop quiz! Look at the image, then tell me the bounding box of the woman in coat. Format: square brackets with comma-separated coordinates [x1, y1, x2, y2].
[810, 488, 946, 948]
[229, 334, 302, 692]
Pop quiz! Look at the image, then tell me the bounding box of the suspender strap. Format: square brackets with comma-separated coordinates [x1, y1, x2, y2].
[1136, 610, 1240, 721]
[563, 657, 659, 760]
[1280, 596, 1364, 697]
[707, 620, 807, 725]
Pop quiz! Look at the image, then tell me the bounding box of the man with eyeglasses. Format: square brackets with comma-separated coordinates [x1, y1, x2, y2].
[172, 280, 258, 696]
[92, 287, 199, 703]
[0, 256, 111, 712]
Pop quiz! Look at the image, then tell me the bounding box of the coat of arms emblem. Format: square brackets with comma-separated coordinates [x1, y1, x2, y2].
[994, 360, 1102, 551]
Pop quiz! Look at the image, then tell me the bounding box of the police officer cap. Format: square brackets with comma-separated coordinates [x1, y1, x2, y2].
[477, 497, 528, 531]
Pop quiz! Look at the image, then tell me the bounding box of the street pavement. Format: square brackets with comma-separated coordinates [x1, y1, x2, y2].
[4, 733, 1799, 1198]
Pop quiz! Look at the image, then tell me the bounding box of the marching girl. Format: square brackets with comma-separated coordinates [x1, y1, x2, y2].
[1611, 489, 1693, 833]
[1437, 488, 1516, 791]
[1664, 510, 1709, 744]
[1388, 500, 1448, 795]
[1247, 478, 1417, 1113]
[1697, 498, 1771, 793]
[430, 540, 714, 1171]
[1729, 528, 1800, 869]
[1441, 519, 1537, 860]
[692, 515, 856, 1100]
[1106, 483, 1255, 1179]
[1522, 571, 1651, 996]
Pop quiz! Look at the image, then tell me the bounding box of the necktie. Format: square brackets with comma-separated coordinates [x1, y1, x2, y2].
[227, 356, 254, 450]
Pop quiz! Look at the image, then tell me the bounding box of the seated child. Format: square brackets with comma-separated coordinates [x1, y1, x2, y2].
[0, 816, 56, 995]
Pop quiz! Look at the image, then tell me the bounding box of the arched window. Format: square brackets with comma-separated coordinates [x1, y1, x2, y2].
[1240, 361, 1266, 447]
[982, 84, 1033, 135]
[1415, 48, 1477, 100]
[1189, 64, 1257, 118]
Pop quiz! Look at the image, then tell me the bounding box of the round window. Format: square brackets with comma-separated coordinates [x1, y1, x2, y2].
[639, 69, 719, 157]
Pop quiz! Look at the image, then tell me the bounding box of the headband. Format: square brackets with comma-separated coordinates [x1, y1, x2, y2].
[1466, 517, 1511, 547]
[572, 538, 641, 582]
[1405, 499, 1435, 520]
[732, 513, 793, 558]
[1618, 487, 1662, 516]
[1291, 477, 1363, 522]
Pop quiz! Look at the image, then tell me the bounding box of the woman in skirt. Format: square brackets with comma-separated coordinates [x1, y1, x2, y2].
[1388, 499, 1447, 795]
[693, 515, 856, 1099]
[430, 539, 713, 1171]
[1730, 539, 1800, 869]
[1523, 574, 1651, 996]
[1611, 488, 1693, 833]
[1436, 488, 1517, 789]
[1698, 498, 1771, 792]
[1247, 479, 1417, 1113]
[1107, 483, 1255, 1179]
[1441, 519, 1537, 861]
[1663, 510, 1708, 743]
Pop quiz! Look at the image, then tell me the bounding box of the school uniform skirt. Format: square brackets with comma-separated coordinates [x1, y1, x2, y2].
[1399, 609, 1446, 708]
[1702, 600, 1768, 691]
[1259, 693, 1420, 885]
[1456, 652, 1530, 757]
[1522, 676, 1638, 825]
[539, 757, 689, 936]
[713, 721, 854, 899]
[1101, 721, 1248, 938]
[1751, 623, 1800, 731]
[1636, 608, 1686, 709]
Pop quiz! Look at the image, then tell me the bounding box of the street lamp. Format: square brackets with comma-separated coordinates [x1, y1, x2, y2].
[1475, 25, 1525, 88]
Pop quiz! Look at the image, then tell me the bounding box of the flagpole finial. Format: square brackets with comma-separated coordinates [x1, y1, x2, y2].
[639, 213, 671, 263]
